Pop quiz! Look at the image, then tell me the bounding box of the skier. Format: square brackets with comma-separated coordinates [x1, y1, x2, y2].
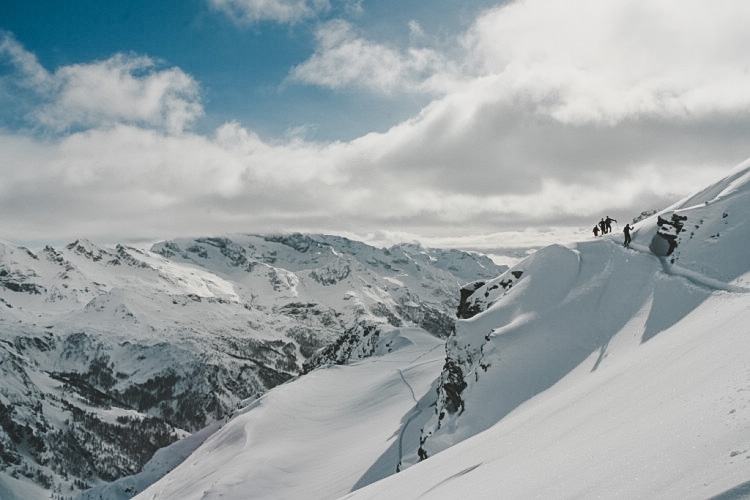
[623, 223, 633, 247]
[593, 225, 599, 237]
[598, 218, 606, 235]
[605, 216, 617, 234]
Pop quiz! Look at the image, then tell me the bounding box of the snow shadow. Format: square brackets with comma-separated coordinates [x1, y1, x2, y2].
[352, 379, 439, 492]
[641, 267, 712, 342]
[709, 479, 750, 500]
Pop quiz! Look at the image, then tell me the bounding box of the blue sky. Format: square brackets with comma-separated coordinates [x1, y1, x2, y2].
[1, 0, 492, 140]
[2, 0, 750, 253]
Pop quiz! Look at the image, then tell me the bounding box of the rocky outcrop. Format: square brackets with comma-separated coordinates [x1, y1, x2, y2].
[650, 213, 688, 257]
[302, 322, 382, 372]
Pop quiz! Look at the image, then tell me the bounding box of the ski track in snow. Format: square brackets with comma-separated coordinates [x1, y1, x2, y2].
[659, 258, 750, 293]
[398, 369, 418, 403]
[625, 240, 750, 294]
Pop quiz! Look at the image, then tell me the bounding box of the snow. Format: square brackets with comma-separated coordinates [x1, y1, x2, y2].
[344, 290, 750, 500]
[78, 420, 226, 500]
[131, 160, 750, 500]
[0, 472, 49, 500]
[0, 232, 500, 498]
[134, 328, 444, 500]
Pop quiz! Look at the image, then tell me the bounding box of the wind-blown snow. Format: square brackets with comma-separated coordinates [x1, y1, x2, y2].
[134, 159, 750, 499]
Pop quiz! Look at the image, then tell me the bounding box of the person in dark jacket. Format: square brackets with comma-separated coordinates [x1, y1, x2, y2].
[623, 223, 633, 247]
[605, 216, 617, 234]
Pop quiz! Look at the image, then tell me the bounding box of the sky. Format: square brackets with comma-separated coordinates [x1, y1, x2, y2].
[2, 0, 750, 252]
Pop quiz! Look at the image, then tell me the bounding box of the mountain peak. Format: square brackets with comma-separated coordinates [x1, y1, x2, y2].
[66, 238, 107, 261]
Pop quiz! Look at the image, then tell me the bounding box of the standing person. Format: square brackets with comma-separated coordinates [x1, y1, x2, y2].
[623, 223, 633, 247]
[599, 218, 606, 235]
[605, 216, 617, 234]
[593, 225, 599, 237]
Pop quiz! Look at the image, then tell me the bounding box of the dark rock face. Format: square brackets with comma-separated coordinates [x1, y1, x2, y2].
[438, 358, 468, 415]
[302, 322, 382, 373]
[456, 271, 523, 320]
[0, 267, 45, 294]
[650, 213, 688, 257]
[264, 233, 318, 253]
[456, 281, 485, 319]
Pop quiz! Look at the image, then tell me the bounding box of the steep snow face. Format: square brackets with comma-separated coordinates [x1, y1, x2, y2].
[359, 161, 750, 496]
[418, 161, 750, 459]
[0, 234, 503, 498]
[344, 290, 750, 500]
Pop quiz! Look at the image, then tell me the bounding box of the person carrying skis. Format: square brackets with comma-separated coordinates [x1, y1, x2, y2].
[623, 223, 633, 247]
[605, 216, 617, 234]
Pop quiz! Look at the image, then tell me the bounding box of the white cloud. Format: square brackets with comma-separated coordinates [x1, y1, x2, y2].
[461, 0, 750, 125]
[0, 36, 202, 134]
[291, 0, 750, 124]
[3, 0, 750, 248]
[209, 0, 330, 24]
[301, 0, 750, 222]
[0, 121, 364, 243]
[289, 20, 461, 95]
[42, 54, 202, 134]
[0, 32, 52, 90]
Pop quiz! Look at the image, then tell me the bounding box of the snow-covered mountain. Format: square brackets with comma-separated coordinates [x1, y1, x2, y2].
[0, 234, 503, 498]
[129, 159, 750, 500]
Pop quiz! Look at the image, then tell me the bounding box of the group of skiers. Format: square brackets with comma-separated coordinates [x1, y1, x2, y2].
[593, 216, 633, 247]
[593, 216, 617, 236]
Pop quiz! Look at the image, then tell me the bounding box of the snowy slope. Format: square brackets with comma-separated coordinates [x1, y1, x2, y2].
[135, 160, 750, 500]
[343, 290, 750, 499]
[0, 234, 501, 498]
[345, 159, 750, 498]
[134, 328, 444, 500]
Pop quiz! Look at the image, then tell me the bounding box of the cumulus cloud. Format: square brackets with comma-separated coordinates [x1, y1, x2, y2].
[289, 20, 461, 94]
[289, 0, 750, 123]
[0, 123, 352, 243]
[283, 0, 750, 231]
[461, 0, 750, 124]
[209, 0, 330, 24]
[42, 55, 202, 134]
[0, 35, 202, 133]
